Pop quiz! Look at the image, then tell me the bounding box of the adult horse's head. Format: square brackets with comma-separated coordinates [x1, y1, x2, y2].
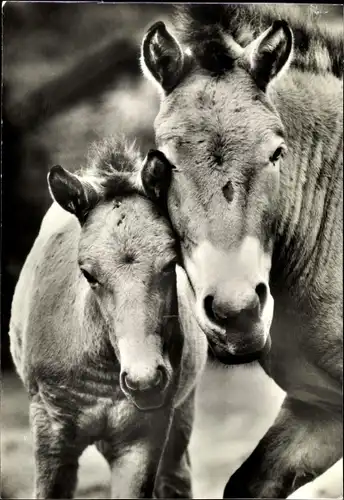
[48, 138, 181, 411]
[140, 14, 293, 364]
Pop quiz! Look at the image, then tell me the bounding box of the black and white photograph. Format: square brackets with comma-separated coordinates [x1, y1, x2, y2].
[1, 3, 343, 499]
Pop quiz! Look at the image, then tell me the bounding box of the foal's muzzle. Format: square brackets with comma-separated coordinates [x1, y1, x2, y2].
[120, 365, 170, 411]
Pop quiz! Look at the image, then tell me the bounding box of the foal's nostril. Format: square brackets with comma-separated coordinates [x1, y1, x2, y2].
[122, 372, 139, 391]
[255, 282, 268, 309]
[152, 367, 162, 391]
[122, 366, 168, 393]
[156, 365, 169, 391]
[153, 368, 162, 387]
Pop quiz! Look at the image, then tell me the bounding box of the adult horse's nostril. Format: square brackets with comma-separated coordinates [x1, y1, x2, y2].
[255, 282, 267, 309]
[204, 295, 217, 323]
[204, 294, 232, 324]
[204, 290, 261, 329]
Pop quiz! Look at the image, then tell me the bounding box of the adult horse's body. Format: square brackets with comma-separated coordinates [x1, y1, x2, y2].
[9, 137, 208, 498]
[140, 5, 343, 498]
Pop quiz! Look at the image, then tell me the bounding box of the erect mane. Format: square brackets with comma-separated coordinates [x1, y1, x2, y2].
[173, 4, 343, 78]
[78, 135, 142, 200]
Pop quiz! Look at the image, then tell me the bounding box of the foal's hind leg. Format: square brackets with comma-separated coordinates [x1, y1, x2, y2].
[154, 394, 195, 499]
[223, 396, 342, 499]
[30, 396, 86, 499]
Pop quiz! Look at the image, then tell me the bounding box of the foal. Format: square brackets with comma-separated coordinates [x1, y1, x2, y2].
[9, 137, 207, 498]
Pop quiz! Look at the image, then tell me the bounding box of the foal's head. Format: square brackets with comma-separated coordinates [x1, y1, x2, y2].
[48, 138, 180, 411]
[140, 15, 293, 364]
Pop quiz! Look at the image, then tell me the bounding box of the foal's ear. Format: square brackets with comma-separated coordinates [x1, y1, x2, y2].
[48, 165, 98, 224]
[244, 20, 293, 91]
[141, 21, 185, 93]
[141, 150, 175, 203]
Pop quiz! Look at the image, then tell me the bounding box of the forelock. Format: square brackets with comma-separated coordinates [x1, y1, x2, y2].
[173, 5, 245, 77]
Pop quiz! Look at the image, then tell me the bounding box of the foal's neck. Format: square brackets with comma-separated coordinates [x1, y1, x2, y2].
[270, 70, 343, 299]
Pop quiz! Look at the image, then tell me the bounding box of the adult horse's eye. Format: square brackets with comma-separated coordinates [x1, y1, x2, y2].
[81, 268, 99, 288]
[270, 147, 284, 164]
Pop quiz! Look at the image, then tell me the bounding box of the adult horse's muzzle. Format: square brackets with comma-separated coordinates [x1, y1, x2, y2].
[207, 334, 271, 366]
[193, 282, 274, 365]
[201, 302, 273, 365]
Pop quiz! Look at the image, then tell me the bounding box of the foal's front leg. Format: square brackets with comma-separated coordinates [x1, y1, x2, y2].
[223, 396, 342, 498]
[98, 440, 169, 498]
[97, 411, 173, 499]
[154, 394, 195, 499]
[109, 441, 164, 498]
[30, 396, 86, 499]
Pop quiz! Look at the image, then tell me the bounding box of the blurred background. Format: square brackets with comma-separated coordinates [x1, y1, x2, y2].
[1, 3, 342, 498]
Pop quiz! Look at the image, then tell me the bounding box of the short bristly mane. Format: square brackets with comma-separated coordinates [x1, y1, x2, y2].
[77, 135, 143, 199]
[173, 4, 343, 78]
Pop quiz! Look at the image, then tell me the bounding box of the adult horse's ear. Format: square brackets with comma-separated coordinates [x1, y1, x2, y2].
[141, 21, 184, 93]
[47, 165, 98, 224]
[244, 20, 293, 91]
[141, 150, 175, 204]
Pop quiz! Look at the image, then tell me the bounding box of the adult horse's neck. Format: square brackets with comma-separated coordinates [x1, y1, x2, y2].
[270, 70, 343, 302]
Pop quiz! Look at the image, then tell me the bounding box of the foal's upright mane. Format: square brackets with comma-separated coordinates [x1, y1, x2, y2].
[78, 136, 143, 200]
[174, 4, 343, 78]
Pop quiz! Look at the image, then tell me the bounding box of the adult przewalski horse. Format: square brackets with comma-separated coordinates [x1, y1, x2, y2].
[140, 4, 343, 499]
[9, 137, 207, 498]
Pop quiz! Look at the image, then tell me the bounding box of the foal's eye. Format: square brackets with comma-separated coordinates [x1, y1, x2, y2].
[80, 268, 99, 288]
[270, 147, 284, 164]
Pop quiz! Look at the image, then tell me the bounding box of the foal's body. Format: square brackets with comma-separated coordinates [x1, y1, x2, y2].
[9, 140, 207, 498]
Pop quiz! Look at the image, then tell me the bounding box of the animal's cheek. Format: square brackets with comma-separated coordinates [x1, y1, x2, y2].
[94, 292, 117, 323]
[169, 192, 204, 243]
[167, 201, 186, 241]
[168, 183, 183, 221]
[180, 238, 195, 260]
[265, 168, 280, 199]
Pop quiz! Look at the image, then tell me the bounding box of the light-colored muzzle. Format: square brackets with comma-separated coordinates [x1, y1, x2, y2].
[185, 236, 274, 361]
[118, 337, 172, 411]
